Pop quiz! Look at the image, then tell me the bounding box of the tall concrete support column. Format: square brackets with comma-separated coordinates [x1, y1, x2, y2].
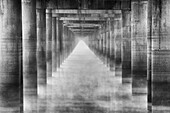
[106, 24, 110, 67]
[22, 0, 37, 112]
[46, 9, 52, 79]
[52, 17, 57, 73]
[131, 1, 148, 94]
[109, 19, 115, 72]
[36, 1, 47, 112]
[122, 10, 131, 83]
[104, 25, 107, 65]
[114, 17, 122, 76]
[56, 18, 60, 69]
[0, 0, 22, 112]
[100, 35, 103, 58]
[148, 0, 170, 110]
[59, 20, 64, 65]
[99, 38, 102, 58]
[36, 0, 46, 94]
[101, 33, 105, 62]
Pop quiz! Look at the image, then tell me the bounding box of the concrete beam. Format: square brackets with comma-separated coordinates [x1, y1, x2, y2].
[59, 17, 106, 21]
[52, 9, 121, 14]
[66, 23, 101, 26]
[67, 25, 99, 28]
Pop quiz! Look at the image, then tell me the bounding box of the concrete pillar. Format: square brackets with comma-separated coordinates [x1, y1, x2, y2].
[56, 18, 60, 69]
[36, 0, 46, 94]
[0, 0, 22, 112]
[22, 0, 37, 112]
[122, 10, 131, 83]
[114, 17, 122, 76]
[148, 0, 170, 110]
[99, 38, 102, 58]
[36, 1, 47, 112]
[52, 17, 57, 73]
[104, 25, 107, 65]
[109, 19, 115, 72]
[100, 35, 103, 59]
[59, 20, 63, 65]
[131, 1, 148, 94]
[46, 9, 52, 79]
[106, 29, 110, 67]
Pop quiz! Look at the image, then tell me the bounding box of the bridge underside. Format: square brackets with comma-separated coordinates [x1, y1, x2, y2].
[0, 0, 170, 112]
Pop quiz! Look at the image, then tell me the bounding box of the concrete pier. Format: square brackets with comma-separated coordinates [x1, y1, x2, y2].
[131, 1, 148, 94]
[114, 18, 122, 76]
[36, 0, 46, 93]
[52, 17, 57, 73]
[46, 9, 52, 79]
[56, 18, 60, 69]
[148, 0, 170, 110]
[109, 18, 115, 72]
[0, 0, 22, 112]
[122, 10, 131, 83]
[22, 0, 37, 112]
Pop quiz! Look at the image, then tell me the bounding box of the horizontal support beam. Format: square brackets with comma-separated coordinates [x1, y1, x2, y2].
[52, 13, 115, 18]
[67, 25, 99, 28]
[60, 17, 105, 21]
[71, 29, 97, 32]
[52, 9, 121, 14]
[66, 23, 101, 26]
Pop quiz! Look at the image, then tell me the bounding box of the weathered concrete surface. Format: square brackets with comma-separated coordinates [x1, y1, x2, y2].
[122, 10, 131, 83]
[131, 1, 147, 94]
[56, 18, 60, 69]
[0, 0, 22, 112]
[36, 0, 46, 93]
[58, 20, 64, 65]
[52, 17, 57, 73]
[36, 1, 47, 112]
[22, 0, 37, 112]
[114, 18, 122, 76]
[109, 19, 115, 73]
[46, 9, 52, 79]
[148, 0, 170, 110]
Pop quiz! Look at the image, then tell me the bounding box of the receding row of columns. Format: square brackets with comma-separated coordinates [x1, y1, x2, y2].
[0, 0, 76, 112]
[89, 0, 170, 111]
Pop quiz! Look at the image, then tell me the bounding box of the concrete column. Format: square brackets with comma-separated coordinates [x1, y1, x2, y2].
[36, 1, 47, 112]
[52, 17, 57, 73]
[122, 10, 131, 83]
[56, 18, 60, 69]
[0, 0, 22, 112]
[102, 32, 106, 63]
[59, 20, 63, 65]
[22, 0, 37, 112]
[99, 38, 102, 58]
[106, 30, 110, 67]
[36, 0, 46, 94]
[100, 36, 103, 58]
[104, 25, 107, 65]
[148, 0, 170, 110]
[114, 17, 122, 76]
[109, 19, 115, 72]
[131, 1, 148, 94]
[46, 9, 52, 79]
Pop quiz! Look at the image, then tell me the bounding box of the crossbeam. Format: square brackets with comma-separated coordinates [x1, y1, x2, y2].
[52, 9, 121, 14]
[60, 17, 105, 21]
[67, 25, 99, 28]
[71, 29, 97, 32]
[66, 23, 101, 26]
